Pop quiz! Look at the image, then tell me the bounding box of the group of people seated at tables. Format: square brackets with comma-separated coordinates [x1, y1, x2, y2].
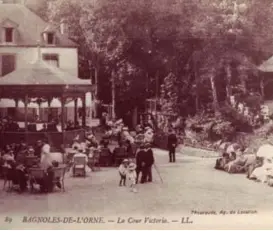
[0, 115, 83, 133]
[67, 132, 133, 172]
[67, 124, 155, 185]
[0, 115, 156, 193]
[0, 117, 20, 132]
[0, 138, 63, 193]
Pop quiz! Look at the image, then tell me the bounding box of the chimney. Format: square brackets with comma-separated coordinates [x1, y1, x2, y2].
[60, 19, 68, 35]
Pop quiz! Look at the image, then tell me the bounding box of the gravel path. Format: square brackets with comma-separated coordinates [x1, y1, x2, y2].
[0, 147, 272, 229]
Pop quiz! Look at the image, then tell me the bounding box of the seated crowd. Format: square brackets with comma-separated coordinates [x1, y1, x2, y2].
[0, 116, 156, 194]
[0, 138, 63, 193]
[215, 142, 273, 187]
[0, 116, 83, 133]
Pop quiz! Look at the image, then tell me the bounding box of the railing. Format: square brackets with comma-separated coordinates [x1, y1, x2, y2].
[0, 129, 86, 151]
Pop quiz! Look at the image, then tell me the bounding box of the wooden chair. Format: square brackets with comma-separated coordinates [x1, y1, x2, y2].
[53, 166, 66, 192]
[89, 150, 100, 171]
[100, 148, 112, 166]
[114, 147, 129, 166]
[2, 166, 13, 192]
[28, 168, 45, 192]
[73, 156, 87, 177]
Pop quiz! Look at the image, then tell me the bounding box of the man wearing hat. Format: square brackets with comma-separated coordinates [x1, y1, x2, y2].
[136, 143, 145, 183]
[136, 142, 154, 183]
[167, 129, 178, 163]
[143, 142, 154, 183]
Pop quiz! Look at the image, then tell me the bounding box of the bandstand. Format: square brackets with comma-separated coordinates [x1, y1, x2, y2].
[0, 51, 93, 151]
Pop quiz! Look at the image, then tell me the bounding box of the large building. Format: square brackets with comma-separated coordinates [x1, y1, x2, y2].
[0, 0, 96, 124]
[0, 0, 78, 77]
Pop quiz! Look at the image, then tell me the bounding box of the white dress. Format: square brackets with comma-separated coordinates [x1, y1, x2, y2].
[127, 170, 137, 185]
[40, 144, 52, 170]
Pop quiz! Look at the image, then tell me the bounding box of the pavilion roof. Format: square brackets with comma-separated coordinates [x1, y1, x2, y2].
[0, 59, 93, 98]
[0, 60, 91, 86]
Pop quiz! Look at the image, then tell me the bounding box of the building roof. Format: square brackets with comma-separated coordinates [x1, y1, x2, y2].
[0, 59, 90, 86]
[0, 3, 77, 47]
[259, 56, 273, 72]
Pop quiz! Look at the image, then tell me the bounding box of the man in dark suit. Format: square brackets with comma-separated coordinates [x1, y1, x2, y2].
[144, 142, 154, 182]
[135, 143, 145, 184]
[167, 129, 178, 163]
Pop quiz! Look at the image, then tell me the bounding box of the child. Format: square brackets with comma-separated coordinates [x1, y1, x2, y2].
[118, 159, 128, 186]
[127, 162, 137, 193]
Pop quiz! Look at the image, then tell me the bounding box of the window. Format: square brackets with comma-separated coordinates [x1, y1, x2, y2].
[5, 28, 13, 43]
[1, 54, 15, 76]
[47, 32, 54, 45]
[42, 54, 59, 67]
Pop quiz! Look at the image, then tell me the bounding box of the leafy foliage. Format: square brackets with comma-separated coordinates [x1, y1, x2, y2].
[31, 0, 273, 133]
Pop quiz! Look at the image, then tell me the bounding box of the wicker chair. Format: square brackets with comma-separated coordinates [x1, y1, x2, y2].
[53, 166, 66, 191]
[72, 156, 87, 177]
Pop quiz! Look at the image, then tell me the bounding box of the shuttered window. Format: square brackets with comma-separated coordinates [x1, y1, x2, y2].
[5, 28, 13, 43]
[42, 54, 59, 67]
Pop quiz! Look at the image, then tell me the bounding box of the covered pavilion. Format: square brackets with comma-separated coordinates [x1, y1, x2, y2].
[0, 48, 94, 149]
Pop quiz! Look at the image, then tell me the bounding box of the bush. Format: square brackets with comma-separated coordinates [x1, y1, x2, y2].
[185, 114, 236, 143]
[212, 120, 235, 140]
[219, 104, 253, 133]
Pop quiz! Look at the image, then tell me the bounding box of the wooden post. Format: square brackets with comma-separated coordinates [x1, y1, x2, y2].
[82, 94, 86, 128]
[47, 98, 52, 122]
[74, 98, 78, 125]
[15, 98, 18, 120]
[111, 70, 116, 120]
[24, 94, 28, 144]
[61, 95, 65, 162]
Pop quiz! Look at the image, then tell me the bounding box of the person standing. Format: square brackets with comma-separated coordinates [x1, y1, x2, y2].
[39, 138, 53, 192]
[168, 129, 178, 163]
[34, 140, 43, 158]
[135, 143, 145, 184]
[144, 142, 154, 182]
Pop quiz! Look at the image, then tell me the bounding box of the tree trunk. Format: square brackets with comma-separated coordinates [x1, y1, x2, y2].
[194, 63, 200, 112]
[209, 69, 219, 114]
[93, 66, 99, 118]
[132, 106, 138, 128]
[111, 70, 116, 120]
[240, 71, 247, 94]
[260, 75, 265, 100]
[195, 80, 200, 113]
[226, 64, 232, 102]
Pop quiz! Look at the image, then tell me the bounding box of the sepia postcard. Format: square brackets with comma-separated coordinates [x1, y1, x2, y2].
[0, 0, 273, 229]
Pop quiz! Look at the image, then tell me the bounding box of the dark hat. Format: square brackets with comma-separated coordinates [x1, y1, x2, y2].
[140, 143, 145, 149]
[144, 142, 151, 147]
